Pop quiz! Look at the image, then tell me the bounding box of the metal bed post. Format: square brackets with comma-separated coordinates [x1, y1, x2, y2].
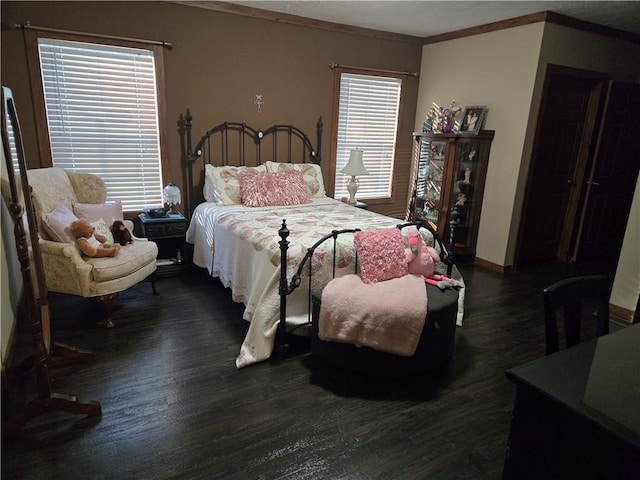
[277, 220, 290, 359]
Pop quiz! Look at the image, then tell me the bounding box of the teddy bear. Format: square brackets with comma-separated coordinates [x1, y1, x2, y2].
[111, 220, 133, 246]
[70, 219, 120, 257]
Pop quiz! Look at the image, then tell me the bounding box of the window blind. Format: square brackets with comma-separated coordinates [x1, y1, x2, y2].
[334, 73, 401, 200]
[38, 38, 163, 211]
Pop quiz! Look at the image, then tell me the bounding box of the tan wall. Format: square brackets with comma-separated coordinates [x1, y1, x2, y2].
[417, 22, 639, 314]
[417, 23, 545, 266]
[0, 1, 422, 219]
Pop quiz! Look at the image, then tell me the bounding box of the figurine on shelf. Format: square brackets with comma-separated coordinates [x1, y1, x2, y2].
[458, 167, 474, 196]
[455, 193, 467, 206]
[468, 149, 477, 161]
[462, 167, 472, 184]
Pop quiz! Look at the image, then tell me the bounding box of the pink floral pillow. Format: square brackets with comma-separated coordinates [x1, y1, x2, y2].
[239, 170, 311, 207]
[354, 228, 408, 284]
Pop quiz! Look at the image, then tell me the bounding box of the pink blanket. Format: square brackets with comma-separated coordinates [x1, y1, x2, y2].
[318, 274, 428, 356]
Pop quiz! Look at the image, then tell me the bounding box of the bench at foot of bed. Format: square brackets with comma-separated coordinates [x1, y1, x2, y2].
[310, 284, 459, 377]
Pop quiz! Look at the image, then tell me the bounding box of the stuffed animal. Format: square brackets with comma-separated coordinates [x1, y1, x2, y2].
[403, 225, 440, 277]
[403, 226, 463, 290]
[70, 219, 120, 257]
[111, 220, 133, 246]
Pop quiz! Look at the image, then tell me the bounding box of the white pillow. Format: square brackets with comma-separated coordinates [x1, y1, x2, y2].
[265, 161, 326, 198]
[203, 164, 222, 203]
[73, 201, 123, 226]
[205, 163, 267, 205]
[41, 204, 79, 243]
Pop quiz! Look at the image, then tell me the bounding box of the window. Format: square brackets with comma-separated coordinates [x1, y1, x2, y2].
[34, 36, 165, 212]
[334, 72, 402, 201]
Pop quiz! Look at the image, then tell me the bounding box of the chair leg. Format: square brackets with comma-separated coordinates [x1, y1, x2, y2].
[97, 293, 118, 329]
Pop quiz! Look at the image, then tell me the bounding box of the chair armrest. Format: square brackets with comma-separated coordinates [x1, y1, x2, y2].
[39, 239, 93, 296]
[122, 219, 147, 242]
[39, 239, 89, 268]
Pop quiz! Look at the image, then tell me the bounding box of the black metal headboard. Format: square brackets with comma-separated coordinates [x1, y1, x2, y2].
[184, 110, 323, 217]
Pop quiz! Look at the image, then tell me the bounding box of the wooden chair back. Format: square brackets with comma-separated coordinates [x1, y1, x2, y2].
[543, 275, 610, 355]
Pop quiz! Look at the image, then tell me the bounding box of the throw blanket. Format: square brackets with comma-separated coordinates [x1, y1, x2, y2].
[318, 274, 428, 357]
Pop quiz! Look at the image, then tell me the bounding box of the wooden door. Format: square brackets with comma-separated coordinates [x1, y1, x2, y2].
[571, 81, 640, 265]
[516, 67, 606, 266]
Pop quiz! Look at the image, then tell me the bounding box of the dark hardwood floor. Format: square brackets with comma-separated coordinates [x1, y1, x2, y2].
[1, 261, 626, 480]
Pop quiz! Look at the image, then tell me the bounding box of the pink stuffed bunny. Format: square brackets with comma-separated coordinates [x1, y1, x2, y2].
[403, 226, 440, 277]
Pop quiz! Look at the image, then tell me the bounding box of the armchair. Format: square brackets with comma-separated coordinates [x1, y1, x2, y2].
[26, 167, 158, 328]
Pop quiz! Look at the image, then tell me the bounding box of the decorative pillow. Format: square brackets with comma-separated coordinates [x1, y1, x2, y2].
[239, 170, 311, 207]
[73, 200, 123, 226]
[354, 228, 408, 284]
[203, 164, 222, 203]
[91, 219, 114, 245]
[41, 204, 79, 243]
[206, 164, 267, 205]
[265, 161, 326, 198]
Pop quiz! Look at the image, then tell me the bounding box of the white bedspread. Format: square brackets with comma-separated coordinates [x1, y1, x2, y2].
[186, 197, 465, 368]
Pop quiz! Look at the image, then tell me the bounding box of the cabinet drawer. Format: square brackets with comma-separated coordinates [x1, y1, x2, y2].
[144, 222, 186, 239]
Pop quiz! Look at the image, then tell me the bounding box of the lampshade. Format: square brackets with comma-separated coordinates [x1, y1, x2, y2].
[163, 182, 181, 213]
[341, 149, 369, 176]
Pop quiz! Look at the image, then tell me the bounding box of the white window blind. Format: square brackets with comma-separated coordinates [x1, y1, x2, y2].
[334, 73, 401, 200]
[38, 38, 163, 211]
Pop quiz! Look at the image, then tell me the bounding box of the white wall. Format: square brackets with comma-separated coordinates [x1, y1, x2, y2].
[1, 147, 23, 367]
[611, 175, 640, 315]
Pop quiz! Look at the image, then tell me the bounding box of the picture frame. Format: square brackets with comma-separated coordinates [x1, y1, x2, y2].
[458, 106, 487, 135]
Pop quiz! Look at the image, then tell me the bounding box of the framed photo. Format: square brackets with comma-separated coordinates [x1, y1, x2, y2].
[458, 106, 487, 135]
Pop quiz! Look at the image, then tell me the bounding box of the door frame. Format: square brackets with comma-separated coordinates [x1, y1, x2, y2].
[514, 64, 607, 268]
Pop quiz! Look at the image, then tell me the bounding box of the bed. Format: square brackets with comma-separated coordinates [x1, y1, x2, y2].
[183, 111, 465, 368]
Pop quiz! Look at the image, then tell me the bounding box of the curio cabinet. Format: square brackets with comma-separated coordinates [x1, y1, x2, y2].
[408, 130, 494, 260]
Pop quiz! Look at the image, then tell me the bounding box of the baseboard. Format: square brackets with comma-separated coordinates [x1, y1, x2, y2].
[610, 304, 634, 324]
[473, 256, 513, 273]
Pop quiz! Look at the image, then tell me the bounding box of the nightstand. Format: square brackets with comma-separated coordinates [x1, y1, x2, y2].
[138, 212, 187, 277]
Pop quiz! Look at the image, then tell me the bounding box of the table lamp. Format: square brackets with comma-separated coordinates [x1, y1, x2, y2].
[341, 148, 369, 205]
[163, 182, 181, 214]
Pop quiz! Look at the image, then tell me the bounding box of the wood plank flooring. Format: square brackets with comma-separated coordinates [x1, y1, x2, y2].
[1, 261, 624, 479]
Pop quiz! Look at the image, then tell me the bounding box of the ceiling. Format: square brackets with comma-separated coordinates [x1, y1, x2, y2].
[221, 1, 640, 38]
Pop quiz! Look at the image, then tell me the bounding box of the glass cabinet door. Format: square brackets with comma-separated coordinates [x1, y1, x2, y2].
[415, 138, 447, 224]
[450, 141, 484, 250]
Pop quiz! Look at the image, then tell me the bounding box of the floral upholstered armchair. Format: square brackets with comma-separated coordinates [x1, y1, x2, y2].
[25, 167, 158, 328]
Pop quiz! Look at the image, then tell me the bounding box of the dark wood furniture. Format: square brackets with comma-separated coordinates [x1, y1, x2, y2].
[408, 130, 494, 260]
[543, 274, 610, 355]
[138, 212, 187, 277]
[503, 324, 640, 479]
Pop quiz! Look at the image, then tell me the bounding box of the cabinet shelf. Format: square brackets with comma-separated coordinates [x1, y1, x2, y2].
[408, 130, 494, 260]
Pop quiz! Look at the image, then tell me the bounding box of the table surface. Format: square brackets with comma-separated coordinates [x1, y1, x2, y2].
[138, 212, 186, 223]
[506, 324, 640, 448]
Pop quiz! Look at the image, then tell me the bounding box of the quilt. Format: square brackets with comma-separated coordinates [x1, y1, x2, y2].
[186, 197, 465, 368]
